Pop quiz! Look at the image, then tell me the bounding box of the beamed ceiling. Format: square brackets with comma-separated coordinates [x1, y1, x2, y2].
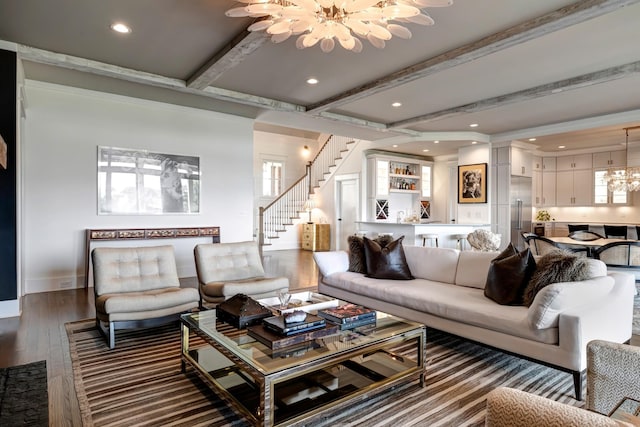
[2, 0, 640, 157]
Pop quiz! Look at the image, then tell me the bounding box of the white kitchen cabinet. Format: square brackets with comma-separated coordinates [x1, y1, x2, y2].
[532, 156, 542, 172]
[556, 169, 592, 206]
[557, 154, 592, 171]
[511, 146, 532, 177]
[366, 153, 432, 221]
[593, 151, 626, 168]
[541, 171, 556, 206]
[532, 170, 542, 206]
[542, 157, 556, 172]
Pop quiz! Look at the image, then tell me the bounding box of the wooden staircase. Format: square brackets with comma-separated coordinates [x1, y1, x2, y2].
[258, 135, 357, 249]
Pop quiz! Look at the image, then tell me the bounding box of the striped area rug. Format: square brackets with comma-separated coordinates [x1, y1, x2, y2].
[66, 319, 581, 427]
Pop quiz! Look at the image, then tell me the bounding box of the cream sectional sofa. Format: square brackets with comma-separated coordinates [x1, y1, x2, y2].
[313, 246, 637, 400]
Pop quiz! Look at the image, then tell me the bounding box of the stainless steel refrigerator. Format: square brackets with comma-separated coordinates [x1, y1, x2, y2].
[510, 176, 532, 250]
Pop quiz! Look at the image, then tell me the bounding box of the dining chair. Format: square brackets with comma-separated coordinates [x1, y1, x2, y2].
[568, 224, 589, 233]
[593, 241, 640, 270]
[568, 230, 605, 241]
[603, 225, 628, 239]
[522, 233, 589, 257]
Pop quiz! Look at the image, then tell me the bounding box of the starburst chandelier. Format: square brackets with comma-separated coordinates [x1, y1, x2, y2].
[225, 0, 453, 53]
[603, 126, 640, 192]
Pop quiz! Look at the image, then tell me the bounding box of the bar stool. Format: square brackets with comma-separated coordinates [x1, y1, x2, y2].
[452, 233, 468, 250]
[355, 231, 369, 238]
[377, 232, 394, 238]
[418, 233, 439, 247]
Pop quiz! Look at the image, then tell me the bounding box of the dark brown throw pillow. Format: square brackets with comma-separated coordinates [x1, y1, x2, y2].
[523, 250, 592, 306]
[484, 243, 536, 305]
[363, 236, 414, 280]
[347, 235, 367, 273]
[347, 235, 395, 274]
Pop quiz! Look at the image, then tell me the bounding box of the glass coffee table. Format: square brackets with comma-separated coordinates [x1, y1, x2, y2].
[180, 308, 426, 427]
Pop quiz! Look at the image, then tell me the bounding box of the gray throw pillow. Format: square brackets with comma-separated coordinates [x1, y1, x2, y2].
[363, 236, 414, 280]
[347, 235, 395, 274]
[484, 243, 536, 306]
[523, 250, 592, 306]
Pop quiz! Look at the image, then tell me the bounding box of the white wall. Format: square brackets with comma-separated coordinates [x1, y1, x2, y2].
[22, 81, 255, 293]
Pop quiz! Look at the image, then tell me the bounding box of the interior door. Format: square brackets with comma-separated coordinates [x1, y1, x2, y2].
[335, 176, 359, 251]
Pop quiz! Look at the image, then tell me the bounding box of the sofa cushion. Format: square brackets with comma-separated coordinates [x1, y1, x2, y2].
[347, 235, 394, 274]
[484, 245, 536, 306]
[96, 287, 199, 314]
[454, 250, 498, 289]
[363, 236, 414, 280]
[403, 246, 460, 283]
[523, 250, 592, 306]
[527, 275, 615, 329]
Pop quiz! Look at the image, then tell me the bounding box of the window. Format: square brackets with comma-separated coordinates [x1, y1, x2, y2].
[594, 169, 627, 205]
[262, 160, 283, 197]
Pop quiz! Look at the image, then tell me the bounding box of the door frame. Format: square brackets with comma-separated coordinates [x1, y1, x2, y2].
[334, 173, 360, 251]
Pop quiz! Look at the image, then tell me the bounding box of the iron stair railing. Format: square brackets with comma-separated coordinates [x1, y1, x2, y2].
[258, 135, 356, 249]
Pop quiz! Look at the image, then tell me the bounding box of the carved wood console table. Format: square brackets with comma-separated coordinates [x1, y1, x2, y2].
[84, 226, 220, 288]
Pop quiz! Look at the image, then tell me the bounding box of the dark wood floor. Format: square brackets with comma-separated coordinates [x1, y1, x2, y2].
[0, 249, 317, 427]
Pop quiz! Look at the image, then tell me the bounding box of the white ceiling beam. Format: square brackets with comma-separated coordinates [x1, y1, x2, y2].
[388, 60, 640, 129]
[307, 0, 640, 114]
[187, 30, 269, 90]
[17, 44, 304, 113]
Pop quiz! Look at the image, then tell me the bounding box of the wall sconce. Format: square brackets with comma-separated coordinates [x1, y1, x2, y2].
[302, 145, 310, 157]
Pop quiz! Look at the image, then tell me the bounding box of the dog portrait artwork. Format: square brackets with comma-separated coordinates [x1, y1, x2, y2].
[458, 163, 487, 203]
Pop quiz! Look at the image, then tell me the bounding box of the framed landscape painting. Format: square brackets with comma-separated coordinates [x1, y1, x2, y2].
[458, 163, 487, 204]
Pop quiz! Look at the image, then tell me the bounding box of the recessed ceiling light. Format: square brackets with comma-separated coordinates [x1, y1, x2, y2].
[434, 140, 439, 144]
[558, 145, 566, 149]
[391, 102, 402, 108]
[110, 23, 132, 34]
[306, 78, 319, 85]
[529, 138, 537, 141]
[469, 123, 479, 128]
[392, 144, 398, 148]
[422, 149, 430, 152]
[551, 88, 563, 94]
[471, 141, 478, 144]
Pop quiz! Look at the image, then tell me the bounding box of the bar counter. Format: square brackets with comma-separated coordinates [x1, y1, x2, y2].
[355, 221, 491, 249]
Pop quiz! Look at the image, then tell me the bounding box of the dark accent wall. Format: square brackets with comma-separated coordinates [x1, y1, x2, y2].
[0, 49, 17, 301]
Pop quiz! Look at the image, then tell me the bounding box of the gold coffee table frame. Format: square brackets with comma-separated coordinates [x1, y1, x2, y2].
[180, 309, 426, 427]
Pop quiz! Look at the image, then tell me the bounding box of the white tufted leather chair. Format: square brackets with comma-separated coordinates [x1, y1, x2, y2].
[92, 245, 199, 348]
[194, 241, 289, 308]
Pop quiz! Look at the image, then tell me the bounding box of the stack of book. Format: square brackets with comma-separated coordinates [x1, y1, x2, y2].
[317, 304, 376, 330]
[262, 313, 326, 336]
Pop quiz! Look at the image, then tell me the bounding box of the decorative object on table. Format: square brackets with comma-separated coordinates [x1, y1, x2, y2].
[97, 146, 200, 215]
[467, 229, 501, 252]
[277, 289, 291, 309]
[535, 209, 552, 221]
[247, 322, 339, 350]
[458, 163, 487, 203]
[257, 291, 339, 315]
[225, 1, 453, 53]
[284, 310, 307, 324]
[216, 293, 272, 329]
[262, 313, 326, 336]
[318, 304, 376, 326]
